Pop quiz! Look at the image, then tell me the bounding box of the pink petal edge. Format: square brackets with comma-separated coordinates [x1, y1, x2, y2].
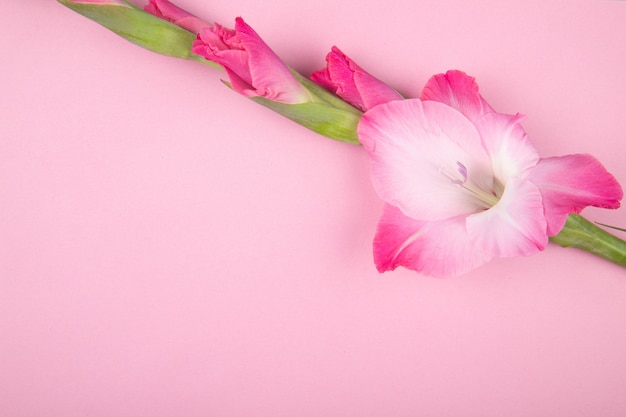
[144, 0, 210, 33]
[192, 18, 310, 104]
[374, 204, 492, 278]
[474, 112, 539, 181]
[529, 154, 623, 236]
[420, 70, 494, 125]
[234, 18, 311, 103]
[311, 46, 402, 111]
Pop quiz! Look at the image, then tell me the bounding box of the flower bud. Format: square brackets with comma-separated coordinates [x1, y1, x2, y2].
[57, 0, 201, 60]
[312, 46, 402, 111]
[249, 72, 362, 143]
[144, 0, 210, 34]
[192, 17, 312, 104]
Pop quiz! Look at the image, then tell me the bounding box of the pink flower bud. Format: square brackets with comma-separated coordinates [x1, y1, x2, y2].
[192, 18, 312, 104]
[311, 46, 402, 111]
[144, 0, 210, 34]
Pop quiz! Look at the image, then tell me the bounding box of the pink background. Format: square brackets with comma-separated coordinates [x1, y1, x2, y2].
[3, 1, 626, 416]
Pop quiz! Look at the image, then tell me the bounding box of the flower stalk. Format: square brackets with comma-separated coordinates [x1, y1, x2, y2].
[250, 71, 362, 144]
[58, 0, 362, 143]
[57, 0, 626, 276]
[550, 214, 626, 268]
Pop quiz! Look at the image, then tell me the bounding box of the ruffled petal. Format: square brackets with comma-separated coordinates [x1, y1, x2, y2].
[528, 154, 623, 236]
[420, 70, 494, 125]
[374, 204, 492, 277]
[358, 99, 494, 221]
[192, 19, 311, 104]
[234, 18, 311, 103]
[311, 46, 402, 111]
[474, 112, 539, 181]
[466, 178, 547, 257]
[193, 25, 250, 78]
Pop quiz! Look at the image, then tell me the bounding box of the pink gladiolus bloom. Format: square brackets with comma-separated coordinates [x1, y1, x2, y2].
[358, 70, 622, 277]
[144, 0, 209, 34]
[191, 18, 312, 104]
[311, 46, 402, 112]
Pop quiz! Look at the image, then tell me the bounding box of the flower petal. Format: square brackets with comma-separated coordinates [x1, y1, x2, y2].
[474, 112, 539, 181]
[311, 46, 402, 111]
[144, 0, 210, 33]
[234, 18, 311, 103]
[192, 18, 311, 104]
[374, 204, 492, 277]
[420, 70, 494, 124]
[358, 99, 494, 221]
[466, 178, 547, 257]
[193, 24, 250, 77]
[528, 154, 623, 235]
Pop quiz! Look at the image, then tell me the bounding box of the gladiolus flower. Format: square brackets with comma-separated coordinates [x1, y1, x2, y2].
[192, 18, 312, 104]
[144, 0, 209, 34]
[358, 70, 622, 277]
[311, 46, 402, 112]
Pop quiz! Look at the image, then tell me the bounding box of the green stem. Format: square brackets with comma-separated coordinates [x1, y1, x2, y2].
[550, 214, 626, 268]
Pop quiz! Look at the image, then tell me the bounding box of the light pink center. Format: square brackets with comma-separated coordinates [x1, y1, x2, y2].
[442, 161, 501, 208]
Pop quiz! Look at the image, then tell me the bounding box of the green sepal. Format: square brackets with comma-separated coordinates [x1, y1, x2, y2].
[248, 71, 363, 144]
[293, 71, 363, 114]
[57, 0, 216, 66]
[550, 214, 626, 268]
[251, 97, 362, 144]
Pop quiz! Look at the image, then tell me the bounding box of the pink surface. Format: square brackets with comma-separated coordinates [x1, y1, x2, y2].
[2, 1, 626, 416]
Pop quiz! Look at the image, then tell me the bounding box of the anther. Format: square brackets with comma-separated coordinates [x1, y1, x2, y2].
[451, 161, 468, 185]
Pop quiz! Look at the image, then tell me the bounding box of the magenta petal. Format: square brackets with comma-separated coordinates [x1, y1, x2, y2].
[374, 204, 492, 277]
[353, 69, 403, 110]
[311, 46, 402, 111]
[234, 18, 311, 103]
[192, 18, 311, 104]
[467, 178, 547, 257]
[224, 67, 255, 95]
[193, 25, 239, 61]
[144, 0, 210, 33]
[311, 47, 365, 109]
[421, 70, 494, 125]
[529, 154, 623, 235]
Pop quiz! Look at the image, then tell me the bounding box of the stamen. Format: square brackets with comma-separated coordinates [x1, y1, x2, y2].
[462, 181, 500, 207]
[452, 161, 468, 185]
[442, 160, 500, 208]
